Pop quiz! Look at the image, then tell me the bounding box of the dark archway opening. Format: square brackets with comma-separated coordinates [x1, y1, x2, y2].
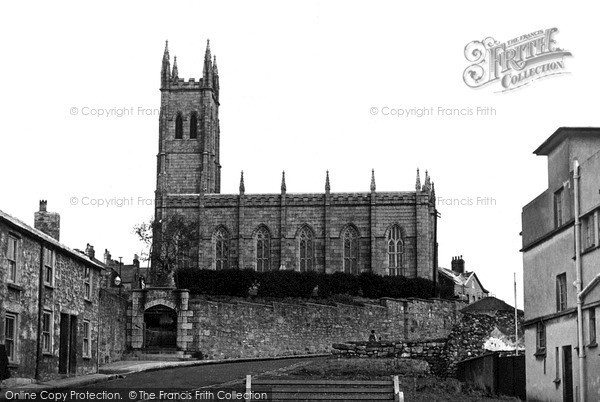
[143, 305, 177, 349]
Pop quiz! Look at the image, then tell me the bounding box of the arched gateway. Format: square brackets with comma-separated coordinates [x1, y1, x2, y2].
[143, 305, 177, 349]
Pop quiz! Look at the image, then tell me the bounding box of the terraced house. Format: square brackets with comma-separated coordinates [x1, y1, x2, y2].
[522, 128, 600, 402]
[0, 201, 103, 384]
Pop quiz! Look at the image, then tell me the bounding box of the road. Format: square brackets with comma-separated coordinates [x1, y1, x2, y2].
[77, 357, 322, 390]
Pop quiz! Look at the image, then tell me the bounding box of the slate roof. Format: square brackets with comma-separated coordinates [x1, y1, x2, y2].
[0, 208, 103, 270]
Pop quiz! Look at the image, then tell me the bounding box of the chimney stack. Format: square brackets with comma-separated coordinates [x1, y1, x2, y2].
[104, 249, 112, 265]
[451, 255, 465, 274]
[85, 243, 95, 260]
[34, 200, 60, 241]
[133, 254, 140, 268]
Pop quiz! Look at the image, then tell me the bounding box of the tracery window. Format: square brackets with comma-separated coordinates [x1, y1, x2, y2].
[299, 226, 314, 272]
[342, 226, 358, 274]
[215, 228, 229, 270]
[387, 225, 404, 276]
[256, 227, 270, 272]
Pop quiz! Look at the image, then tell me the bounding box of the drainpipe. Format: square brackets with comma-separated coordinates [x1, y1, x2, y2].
[573, 160, 585, 402]
[35, 245, 45, 381]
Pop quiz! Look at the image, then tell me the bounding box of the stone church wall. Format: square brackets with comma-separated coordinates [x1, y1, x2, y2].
[196, 191, 436, 278]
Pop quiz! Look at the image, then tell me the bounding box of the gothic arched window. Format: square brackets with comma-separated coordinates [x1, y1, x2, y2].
[215, 227, 229, 270]
[387, 225, 404, 276]
[298, 226, 314, 272]
[175, 113, 183, 139]
[190, 112, 198, 139]
[342, 226, 358, 274]
[256, 227, 270, 272]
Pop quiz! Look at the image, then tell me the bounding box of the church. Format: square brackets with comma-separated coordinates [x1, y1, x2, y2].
[153, 40, 439, 281]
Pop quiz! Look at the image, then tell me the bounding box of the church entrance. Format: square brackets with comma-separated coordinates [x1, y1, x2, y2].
[143, 305, 177, 349]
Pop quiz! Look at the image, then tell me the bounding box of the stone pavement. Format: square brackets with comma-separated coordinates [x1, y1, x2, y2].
[0, 354, 328, 399]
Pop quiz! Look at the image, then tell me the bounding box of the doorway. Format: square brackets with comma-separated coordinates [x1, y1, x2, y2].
[562, 345, 573, 402]
[143, 305, 177, 349]
[58, 313, 77, 375]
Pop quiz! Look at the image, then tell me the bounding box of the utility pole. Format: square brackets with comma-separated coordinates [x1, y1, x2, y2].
[119, 257, 123, 296]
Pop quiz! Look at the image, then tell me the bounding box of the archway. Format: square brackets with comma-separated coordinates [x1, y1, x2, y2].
[143, 305, 177, 349]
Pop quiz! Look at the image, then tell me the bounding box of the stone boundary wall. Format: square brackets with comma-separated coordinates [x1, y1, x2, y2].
[331, 339, 447, 375]
[99, 289, 129, 365]
[186, 297, 464, 360]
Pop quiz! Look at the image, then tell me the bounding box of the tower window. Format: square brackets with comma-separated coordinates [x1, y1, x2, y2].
[387, 225, 404, 276]
[215, 227, 230, 270]
[256, 227, 270, 272]
[299, 226, 314, 272]
[342, 226, 358, 274]
[175, 113, 183, 139]
[190, 112, 198, 139]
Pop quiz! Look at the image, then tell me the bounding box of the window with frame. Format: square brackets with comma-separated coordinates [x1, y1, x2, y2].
[298, 227, 314, 272]
[82, 320, 91, 358]
[42, 310, 53, 354]
[44, 248, 54, 286]
[215, 228, 229, 270]
[590, 308, 597, 345]
[556, 273, 567, 312]
[584, 215, 595, 249]
[175, 112, 183, 139]
[84, 266, 91, 300]
[536, 321, 546, 354]
[7, 235, 18, 282]
[189, 112, 198, 139]
[342, 226, 358, 274]
[5, 312, 17, 362]
[554, 189, 563, 228]
[387, 225, 404, 276]
[256, 227, 270, 272]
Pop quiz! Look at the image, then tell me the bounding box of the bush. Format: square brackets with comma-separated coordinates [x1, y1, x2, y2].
[176, 268, 444, 300]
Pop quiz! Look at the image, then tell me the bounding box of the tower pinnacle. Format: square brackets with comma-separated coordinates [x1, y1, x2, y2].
[325, 170, 331, 193]
[239, 171, 245, 195]
[415, 168, 421, 191]
[281, 171, 287, 194]
[161, 40, 171, 88]
[172, 56, 179, 81]
[370, 169, 376, 192]
[203, 39, 213, 83]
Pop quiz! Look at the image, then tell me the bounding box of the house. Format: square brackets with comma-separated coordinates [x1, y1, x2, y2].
[521, 127, 600, 402]
[438, 256, 489, 303]
[0, 201, 104, 384]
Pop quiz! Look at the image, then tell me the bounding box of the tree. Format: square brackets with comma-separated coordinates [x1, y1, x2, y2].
[134, 214, 199, 287]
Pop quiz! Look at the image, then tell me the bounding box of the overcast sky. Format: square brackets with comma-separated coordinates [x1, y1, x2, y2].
[2, 1, 599, 307]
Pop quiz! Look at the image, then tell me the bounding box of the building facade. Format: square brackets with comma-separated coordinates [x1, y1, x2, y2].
[0, 202, 104, 384]
[521, 128, 600, 402]
[438, 256, 489, 303]
[154, 41, 439, 279]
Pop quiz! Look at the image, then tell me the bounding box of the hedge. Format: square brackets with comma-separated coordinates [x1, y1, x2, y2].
[176, 268, 455, 300]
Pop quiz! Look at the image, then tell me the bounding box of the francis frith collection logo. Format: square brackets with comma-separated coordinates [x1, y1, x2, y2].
[463, 28, 572, 92]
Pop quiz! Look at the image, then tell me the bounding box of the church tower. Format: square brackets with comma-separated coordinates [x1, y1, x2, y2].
[155, 40, 221, 223]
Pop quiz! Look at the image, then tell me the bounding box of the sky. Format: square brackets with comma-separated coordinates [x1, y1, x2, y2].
[2, 1, 599, 308]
